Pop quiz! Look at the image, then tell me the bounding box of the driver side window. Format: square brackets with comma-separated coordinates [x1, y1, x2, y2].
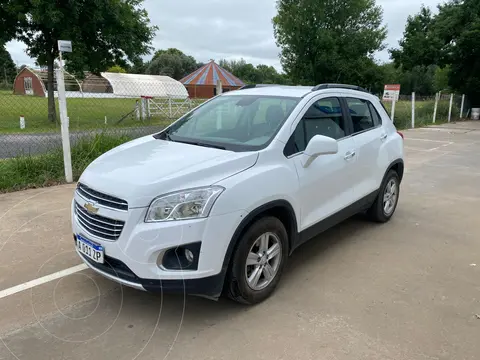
[284, 97, 346, 157]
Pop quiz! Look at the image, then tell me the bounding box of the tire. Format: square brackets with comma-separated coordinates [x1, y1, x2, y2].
[226, 216, 288, 305]
[367, 170, 400, 223]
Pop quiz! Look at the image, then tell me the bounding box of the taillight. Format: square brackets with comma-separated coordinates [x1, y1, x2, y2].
[397, 131, 404, 140]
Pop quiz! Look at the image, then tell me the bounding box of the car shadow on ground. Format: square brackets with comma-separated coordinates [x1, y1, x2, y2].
[110, 213, 379, 318]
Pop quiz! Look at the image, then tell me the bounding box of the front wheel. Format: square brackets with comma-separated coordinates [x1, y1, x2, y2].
[226, 216, 288, 305]
[367, 170, 400, 223]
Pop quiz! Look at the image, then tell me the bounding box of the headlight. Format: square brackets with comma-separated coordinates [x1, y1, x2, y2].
[145, 186, 225, 223]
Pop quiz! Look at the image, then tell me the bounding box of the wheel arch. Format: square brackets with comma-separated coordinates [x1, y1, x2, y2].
[220, 200, 298, 276]
[385, 159, 404, 183]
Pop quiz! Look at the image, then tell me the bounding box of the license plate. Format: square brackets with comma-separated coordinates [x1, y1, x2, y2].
[76, 234, 104, 264]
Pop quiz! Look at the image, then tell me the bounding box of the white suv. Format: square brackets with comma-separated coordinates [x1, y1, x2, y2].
[72, 84, 404, 305]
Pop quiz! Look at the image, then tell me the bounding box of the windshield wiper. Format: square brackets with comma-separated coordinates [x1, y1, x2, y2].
[156, 133, 226, 150]
[186, 141, 226, 150]
[173, 139, 226, 150]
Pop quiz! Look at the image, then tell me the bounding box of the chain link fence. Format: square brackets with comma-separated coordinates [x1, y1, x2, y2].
[0, 69, 207, 159]
[0, 70, 472, 160]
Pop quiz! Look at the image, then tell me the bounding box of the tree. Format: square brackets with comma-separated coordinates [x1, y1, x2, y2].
[0, 44, 16, 86]
[272, 0, 387, 86]
[147, 48, 197, 79]
[434, 0, 480, 105]
[0, 0, 156, 122]
[107, 65, 127, 73]
[130, 58, 149, 74]
[391, 0, 480, 105]
[389, 6, 442, 71]
[218, 58, 290, 84]
[433, 65, 450, 93]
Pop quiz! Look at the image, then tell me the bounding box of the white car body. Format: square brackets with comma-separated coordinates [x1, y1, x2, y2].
[72, 84, 404, 300]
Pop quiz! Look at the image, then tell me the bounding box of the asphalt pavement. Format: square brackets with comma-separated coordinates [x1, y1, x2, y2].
[0, 125, 164, 159]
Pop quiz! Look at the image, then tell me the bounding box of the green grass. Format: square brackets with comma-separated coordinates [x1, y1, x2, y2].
[0, 133, 132, 192]
[385, 99, 461, 129]
[0, 90, 206, 134]
[1, 90, 463, 134]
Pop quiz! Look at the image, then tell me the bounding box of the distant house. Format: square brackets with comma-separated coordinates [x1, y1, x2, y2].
[13, 67, 46, 97]
[13, 67, 81, 97]
[180, 60, 245, 98]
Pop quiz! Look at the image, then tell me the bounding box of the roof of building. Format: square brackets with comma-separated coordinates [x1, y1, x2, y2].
[180, 61, 245, 87]
[99, 72, 189, 99]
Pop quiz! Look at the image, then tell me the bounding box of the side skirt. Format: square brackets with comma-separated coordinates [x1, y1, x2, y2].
[292, 190, 379, 251]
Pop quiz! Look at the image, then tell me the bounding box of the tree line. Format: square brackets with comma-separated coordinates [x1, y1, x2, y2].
[273, 0, 477, 102]
[107, 48, 291, 86]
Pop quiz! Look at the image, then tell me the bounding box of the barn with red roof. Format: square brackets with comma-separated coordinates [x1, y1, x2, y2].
[180, 60, 245, 98]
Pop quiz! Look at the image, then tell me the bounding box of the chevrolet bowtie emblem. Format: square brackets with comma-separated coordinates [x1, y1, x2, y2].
[84, 202, 99, 214]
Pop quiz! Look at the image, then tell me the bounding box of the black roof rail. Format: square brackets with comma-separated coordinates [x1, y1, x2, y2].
[238, 84, 284, 90]
[238, 84, 257, 90]
[312, 83, 370, 93]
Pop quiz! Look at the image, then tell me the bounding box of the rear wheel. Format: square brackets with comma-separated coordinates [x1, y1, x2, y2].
[367, 170, 400, 223]
[226, 216, 288, 305]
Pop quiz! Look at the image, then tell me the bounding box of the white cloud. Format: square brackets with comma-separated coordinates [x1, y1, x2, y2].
[5, 0, 442, 70]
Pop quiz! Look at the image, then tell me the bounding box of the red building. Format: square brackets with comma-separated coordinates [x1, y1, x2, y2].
[13, 67, 47, 97]
[180, 61, 244, 99]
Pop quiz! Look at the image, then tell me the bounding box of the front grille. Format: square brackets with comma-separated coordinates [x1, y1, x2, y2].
[74, 201, 125, 241]
[76, 183, 128, 211]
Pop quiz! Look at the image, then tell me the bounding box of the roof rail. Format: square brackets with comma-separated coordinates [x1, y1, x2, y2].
[312, 83, 369, 93]
[238, 84, 257, 90]
[238, 84, 283, 90]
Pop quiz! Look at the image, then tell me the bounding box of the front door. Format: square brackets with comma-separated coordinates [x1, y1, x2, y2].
[284, 96, 357, 233]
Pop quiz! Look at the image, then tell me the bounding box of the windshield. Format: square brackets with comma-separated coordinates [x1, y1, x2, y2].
[156, 95, 300, 151]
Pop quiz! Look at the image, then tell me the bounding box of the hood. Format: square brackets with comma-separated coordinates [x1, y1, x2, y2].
[79, 135, 258, 207]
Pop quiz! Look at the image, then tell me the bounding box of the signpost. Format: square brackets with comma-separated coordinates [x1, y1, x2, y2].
[57, 40, 73, 183]
[383, 84, 401, 121]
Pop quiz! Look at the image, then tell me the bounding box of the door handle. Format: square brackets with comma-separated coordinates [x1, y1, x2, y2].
[380, 133, 388, 141]
[344, 150, 356, 161]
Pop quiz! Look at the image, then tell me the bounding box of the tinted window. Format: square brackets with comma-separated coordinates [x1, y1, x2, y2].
[346, 98, 376, 133]
[368, 102, 382, 126]
[284, 97, 346, 156]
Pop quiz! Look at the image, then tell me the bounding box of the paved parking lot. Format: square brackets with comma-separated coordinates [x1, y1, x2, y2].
[1, 121, 480, 360]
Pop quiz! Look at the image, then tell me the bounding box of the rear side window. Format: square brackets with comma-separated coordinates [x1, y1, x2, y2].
[368, 103, 382, 126]
[345, 98, 379, 134]
[284, 97, 346, 156]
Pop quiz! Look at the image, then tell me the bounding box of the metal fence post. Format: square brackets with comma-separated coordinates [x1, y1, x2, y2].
[460, 94, 465, 119]
[448, 93, 454, 122]
[411, 92, 415, 128]
[391, 99, 396, 122]
[55, 67, 73, 183]
[433, 92, 439, 124]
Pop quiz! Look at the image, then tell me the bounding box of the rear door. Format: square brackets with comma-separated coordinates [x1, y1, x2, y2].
[343, 96, 385, 199]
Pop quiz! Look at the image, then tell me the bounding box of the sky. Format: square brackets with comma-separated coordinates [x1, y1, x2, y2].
[6, 0, 441, 71]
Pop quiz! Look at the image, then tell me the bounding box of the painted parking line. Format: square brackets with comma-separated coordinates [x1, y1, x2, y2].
[0, 264, 87, 300]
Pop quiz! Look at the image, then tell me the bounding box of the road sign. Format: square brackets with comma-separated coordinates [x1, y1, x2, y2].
[58, 40, 72, 53]
[383, 84, 401, 102]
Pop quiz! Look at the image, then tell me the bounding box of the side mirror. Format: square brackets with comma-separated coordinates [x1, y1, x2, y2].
[301, 135, 338, 168]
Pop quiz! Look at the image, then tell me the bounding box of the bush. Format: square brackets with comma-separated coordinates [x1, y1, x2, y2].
[0, 133, 131, 192]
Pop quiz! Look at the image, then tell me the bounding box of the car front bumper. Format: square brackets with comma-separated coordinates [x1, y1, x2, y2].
[72, 194, 246, 298]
